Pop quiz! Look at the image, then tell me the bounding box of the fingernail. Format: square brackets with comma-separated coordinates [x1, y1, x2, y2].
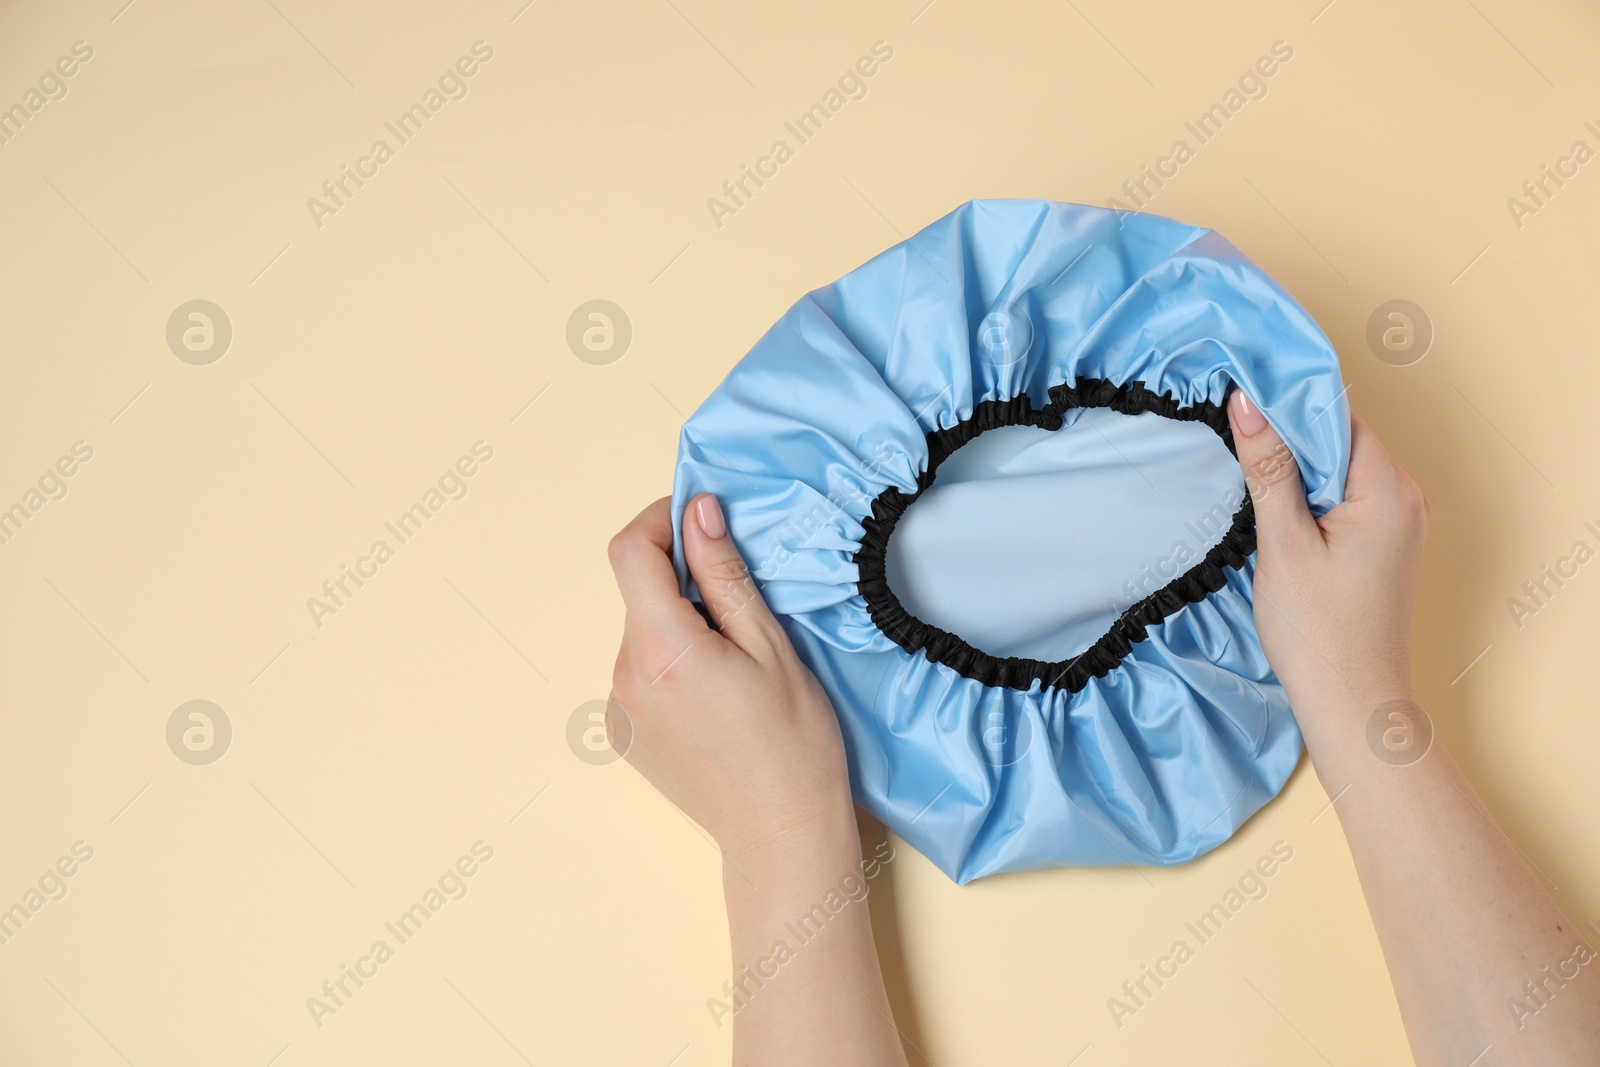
[1230, 389, 1268, 437]
[695, 495, 727, 539]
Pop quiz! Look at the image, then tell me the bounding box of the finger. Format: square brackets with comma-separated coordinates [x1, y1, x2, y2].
[1227, 388, 1320, 553]
[681, 493, 782, 650]
[608, 497, 709, 638]
[1343, 413, 1401, 502]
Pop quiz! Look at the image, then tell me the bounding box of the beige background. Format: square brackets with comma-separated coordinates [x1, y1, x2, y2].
[1, 0, 1596, 1063]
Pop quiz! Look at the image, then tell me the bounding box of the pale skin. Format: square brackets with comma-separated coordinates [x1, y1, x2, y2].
[607, 390, 1600, 1067]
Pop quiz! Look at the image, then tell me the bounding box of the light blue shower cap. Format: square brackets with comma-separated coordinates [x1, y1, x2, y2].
[670, 199, 1349, 883]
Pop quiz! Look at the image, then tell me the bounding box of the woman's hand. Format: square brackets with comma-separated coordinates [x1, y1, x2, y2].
[1227, 391, 1430, 720]
[608, 494, 910, 1067]
[607, 494, 855, 873]
[1226, 390, 1600, 1067]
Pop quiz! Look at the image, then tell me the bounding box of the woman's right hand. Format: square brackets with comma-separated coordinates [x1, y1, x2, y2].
[1225, 390, 1430, 722]
[1228, 389, 1600, 1067]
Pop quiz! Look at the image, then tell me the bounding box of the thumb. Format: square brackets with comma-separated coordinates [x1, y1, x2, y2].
[681, 493, 783, 651]
[1227, 389, 1320, 553]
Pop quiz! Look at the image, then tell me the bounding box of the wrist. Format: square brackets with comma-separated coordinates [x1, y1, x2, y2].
[722, 800, 861, 891]
[1283, 665, 1416, 727]
[1289, 678, 1434, 788]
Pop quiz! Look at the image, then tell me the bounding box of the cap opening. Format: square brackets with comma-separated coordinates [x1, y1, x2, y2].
[854, 379, 1256, 693]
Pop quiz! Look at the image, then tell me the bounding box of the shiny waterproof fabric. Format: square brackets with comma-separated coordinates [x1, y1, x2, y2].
[669, 200, 1349, 883]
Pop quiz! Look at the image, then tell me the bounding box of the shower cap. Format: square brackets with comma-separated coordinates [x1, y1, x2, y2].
[670, 199, 1349, 883]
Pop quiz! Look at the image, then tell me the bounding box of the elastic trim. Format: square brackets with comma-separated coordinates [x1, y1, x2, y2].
[852, 378, 1256, 694]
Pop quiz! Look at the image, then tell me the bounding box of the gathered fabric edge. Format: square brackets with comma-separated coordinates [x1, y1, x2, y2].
[852, 377, 1257, 694]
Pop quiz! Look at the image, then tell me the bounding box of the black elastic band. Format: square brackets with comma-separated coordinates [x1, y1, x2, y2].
[853, 378, 1255, 694]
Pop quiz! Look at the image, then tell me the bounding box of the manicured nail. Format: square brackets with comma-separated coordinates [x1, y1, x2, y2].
[695, 495, 727, 539]
[1230, 389, 1268, 437]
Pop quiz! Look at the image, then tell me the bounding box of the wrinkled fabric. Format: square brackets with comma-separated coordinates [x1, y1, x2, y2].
[669, 200, 1350, 883]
